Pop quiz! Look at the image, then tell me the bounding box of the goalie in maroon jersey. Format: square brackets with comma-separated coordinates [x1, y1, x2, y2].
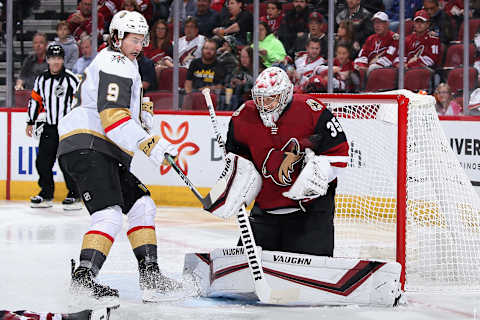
[207, 66, 349, 256]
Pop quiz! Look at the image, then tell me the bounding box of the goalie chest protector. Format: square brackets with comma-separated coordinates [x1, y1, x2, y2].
[226, 94, 349, 211]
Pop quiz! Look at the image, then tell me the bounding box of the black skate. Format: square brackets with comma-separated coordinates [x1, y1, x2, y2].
[63, 306, 118, 320]
[139, 260, 184, 302]
[30, 195, 53, 208]
[62, 197, 82, 211]
[70, 260, 119, 306]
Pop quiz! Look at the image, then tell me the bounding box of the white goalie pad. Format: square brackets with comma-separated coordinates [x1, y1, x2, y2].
[205, 153, 262, 219]
[183, 247, 402, 307]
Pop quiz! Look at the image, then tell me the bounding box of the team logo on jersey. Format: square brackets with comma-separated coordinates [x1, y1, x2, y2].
[54, 84, 65, 97]
[180, 46, 198, 66]
[262, 138, 303, 186]
[159, 121, 200, 176]
[306, 98, 325, 111]
[111, 54, 126, 64]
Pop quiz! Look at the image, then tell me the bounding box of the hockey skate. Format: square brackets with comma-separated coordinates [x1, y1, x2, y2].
[139, 260, 184, 303]
[30, 195, 53, 208]
[62, 197, 83, 211]
[70, 260, 119, 308]
[63, 306, 118, 320]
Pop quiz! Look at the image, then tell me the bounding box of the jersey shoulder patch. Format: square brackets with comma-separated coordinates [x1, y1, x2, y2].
[233, 100, 256, 117]
[305, 98, 325, 112]
[96, 49, 137, 79]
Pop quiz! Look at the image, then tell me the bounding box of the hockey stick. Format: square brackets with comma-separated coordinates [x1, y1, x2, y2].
[201, 88, 298, 304]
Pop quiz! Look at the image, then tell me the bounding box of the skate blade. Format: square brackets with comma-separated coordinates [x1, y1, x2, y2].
[31, 202, 53, 208]
[63, 203, 83, 211]
[70, 289, 120, 310]
[142, 288, 186, 303]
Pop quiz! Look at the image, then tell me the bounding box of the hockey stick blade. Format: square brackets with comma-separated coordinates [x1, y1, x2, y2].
[164, 153, 214, 209]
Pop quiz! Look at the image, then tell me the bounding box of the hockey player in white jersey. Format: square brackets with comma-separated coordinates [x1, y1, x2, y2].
[58, 10, 180, 303]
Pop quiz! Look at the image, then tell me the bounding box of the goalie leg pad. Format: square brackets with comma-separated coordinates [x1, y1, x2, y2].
[183, 248, 402, 307]
[206, 153, 262, 219]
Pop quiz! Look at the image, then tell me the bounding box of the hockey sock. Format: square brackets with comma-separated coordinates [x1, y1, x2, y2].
[127, 226, 158, 265]
[79, 230, 114, 275]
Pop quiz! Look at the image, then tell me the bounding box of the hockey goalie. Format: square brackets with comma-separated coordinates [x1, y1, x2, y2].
[183, 67, 402, 307]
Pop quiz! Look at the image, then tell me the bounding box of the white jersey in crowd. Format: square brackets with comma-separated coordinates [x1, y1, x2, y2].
[178, 34, 205, 68]
[294, 53, 327, 86]
[58, 47, 148, 167]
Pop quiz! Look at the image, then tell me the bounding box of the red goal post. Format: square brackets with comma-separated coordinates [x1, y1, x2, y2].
[311, 90, 480, 292]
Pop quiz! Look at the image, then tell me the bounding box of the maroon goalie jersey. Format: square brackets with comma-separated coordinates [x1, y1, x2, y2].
[225, 94, 349, 211]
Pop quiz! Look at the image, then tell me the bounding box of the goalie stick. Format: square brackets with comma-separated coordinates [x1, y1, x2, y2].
[200, 88, 298, 304]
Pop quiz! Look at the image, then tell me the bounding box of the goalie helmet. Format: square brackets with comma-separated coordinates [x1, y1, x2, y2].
[251, 66, 293, 127]
[109, 10, 149, 49]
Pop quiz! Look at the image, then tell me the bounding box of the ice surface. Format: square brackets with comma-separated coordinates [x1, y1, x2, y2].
[0, 201, 478, 319]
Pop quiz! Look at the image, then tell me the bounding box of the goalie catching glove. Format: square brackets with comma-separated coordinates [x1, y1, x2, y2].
[283, 148, 334, 201]
[205, 153, 262, 219]
[139, 135, 177, 166]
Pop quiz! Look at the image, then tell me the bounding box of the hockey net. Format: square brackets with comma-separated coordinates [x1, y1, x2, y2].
[313, 90, 480, 292]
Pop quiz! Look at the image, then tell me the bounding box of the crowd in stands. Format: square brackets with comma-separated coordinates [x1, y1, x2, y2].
[11, 0, 480, 114]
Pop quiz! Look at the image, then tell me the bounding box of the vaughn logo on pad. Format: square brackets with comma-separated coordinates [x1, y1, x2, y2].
[273, 255, 312, 265]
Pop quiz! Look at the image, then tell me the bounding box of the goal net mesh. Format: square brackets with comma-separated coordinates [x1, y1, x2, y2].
[316, 90, 480, 291]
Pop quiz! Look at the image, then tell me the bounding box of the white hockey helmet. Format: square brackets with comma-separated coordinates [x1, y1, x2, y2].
[251, 67, 293, 127]
[109, 10, 149, 49]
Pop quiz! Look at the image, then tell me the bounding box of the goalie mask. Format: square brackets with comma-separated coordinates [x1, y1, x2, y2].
[251, 67, 293, 128]
[109, 10, 149, 49]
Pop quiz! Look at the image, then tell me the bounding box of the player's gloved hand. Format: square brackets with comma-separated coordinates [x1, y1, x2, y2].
[141, 97, 154, 132]
[139, 135, 178, 166]
[283, 148, 330, 201]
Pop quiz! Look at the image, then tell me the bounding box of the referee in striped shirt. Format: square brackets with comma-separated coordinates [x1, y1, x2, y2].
[26, 44, 81, 210]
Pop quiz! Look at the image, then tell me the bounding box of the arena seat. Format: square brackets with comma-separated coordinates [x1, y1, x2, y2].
[457, 19, 480, 41]
[447, 67, 478, 95]
[156, 67, 188, 91]
[182, 91, 217, 110]
[404, 68, 433, 93]
[364, 68, 397, 92]
[246, 2, 268, 16]
[15, 90, 32, 108]
[444, 44, 475, 69]
[145, 91, 174, 110]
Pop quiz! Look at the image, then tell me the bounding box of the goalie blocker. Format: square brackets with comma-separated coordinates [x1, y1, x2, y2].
[184, 247, 402, 306]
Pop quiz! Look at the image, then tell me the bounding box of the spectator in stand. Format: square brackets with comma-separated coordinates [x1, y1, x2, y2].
[179, 16, 206, 68]
[195, 0, 221, 38]
[123, 0, 140, 11]
[72, 36, 96, 74]
[216, 35, 239, 76]
[278, 0, 310, 57]
[213, 0, 253, 46]
[184, 39, 226, 94]
[122, 0, 154, 27]
[386, 0, 423, 31]
[434, 83, 463, 115]
[293, 37, 327, 90]
[168, 0, 197, 29]
[137, 53, 157, 92]
[67, 0, 105, 42]
[336, 20, 359, 58]
[335, 0, 374, 48]
[143, 19, 174, 75]
[393, 10, 440, 70]
[257, 21, 287, 68]
[468, 87, 480, 115]
[260, 1, 284, 35]
[15, 32, 48, 90]
[53, 21, 79, 71]
[473, 32, 480, 76]
[98, 0, 123, 26]
[225, 46, 254, 110]
[304, 42, 357, 93]
[354, 12, 398, 76]
[291, 11, 328, 60]
[423, 0, 455, 45]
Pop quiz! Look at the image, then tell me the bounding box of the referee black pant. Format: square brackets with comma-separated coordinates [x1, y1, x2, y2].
[36, 124, 78, 199]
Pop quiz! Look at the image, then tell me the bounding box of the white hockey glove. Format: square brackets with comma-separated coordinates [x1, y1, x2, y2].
[139, 135, 178, 166]
[140, 97, 154, 132]
[283, 148, 331, 201]
[206, 153, 262, 219]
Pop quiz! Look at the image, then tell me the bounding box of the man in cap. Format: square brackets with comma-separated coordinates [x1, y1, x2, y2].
[393, 9, 440, 70]
[354, 11, 398, 75]
[291, 11, 328, 59]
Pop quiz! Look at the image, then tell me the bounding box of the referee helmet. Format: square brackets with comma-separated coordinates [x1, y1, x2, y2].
[46, 44, 65, 59]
